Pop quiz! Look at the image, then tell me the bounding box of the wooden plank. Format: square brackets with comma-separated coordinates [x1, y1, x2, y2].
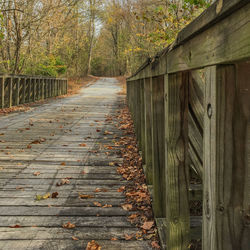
[9, 77, 13, 108]
[165, 72, 190, 249]
[140, 79, 146, 164]
[167, 3, 250, 73]
[151, 75, 165, 217]
[144, 77, 153, 184]
[203, 64, 250, 250]
[175, 0, 249, 47]
[1, 77, 4, 108]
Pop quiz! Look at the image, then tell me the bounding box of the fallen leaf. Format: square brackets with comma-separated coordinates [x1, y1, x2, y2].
[151, 241, 161, 249]
[121, 204, 132, 211]
[111, 237, 118, 241]
[72, 236, 79, 241]
[117, 186, 125, 192]
[60, 162, 66, 166]
[79, 143, 87, 147]
[79, 193, 94, 199]
[81, 171, 86, 175]
[51, 192, 59, 198]
[62, 222, 75, 229]
[9, 224, 21, 228]
[124, 234, 134, 240]
[102, 204, 112, 208]
[27, 145, 32, 149]
[93, 202, 102, 207]
[56, 178, 70, 186]
[94, 188, 108, 193]
[33, 171, 40, 176]
[86, 240, 101, 250]
[141, 221, 154, 230]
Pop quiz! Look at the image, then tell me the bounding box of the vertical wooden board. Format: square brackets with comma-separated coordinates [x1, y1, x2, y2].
[9, 78, 13, 108]
[151, 75, 166, 218]
[203, 64, 250, 250]
[28, 78, 31, 102]
[165, 73, 190, 249]
[1, 77, 4, 108]
[144, 78, 153, 184]
[16, 78, 20, 105]
[140, 79, 146, 164]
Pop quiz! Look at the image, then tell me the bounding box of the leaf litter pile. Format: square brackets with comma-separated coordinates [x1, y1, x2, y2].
[115, 106, 161, 249]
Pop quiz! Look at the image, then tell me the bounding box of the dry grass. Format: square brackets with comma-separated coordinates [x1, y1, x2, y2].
[116, 76, 127, 95]
[67, 75, 99, 95]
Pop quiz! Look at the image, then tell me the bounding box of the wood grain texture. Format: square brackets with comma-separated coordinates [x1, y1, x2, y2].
[203, 64, 250, 250]
[144, 78, 153, 184]
[0, 79, 151, 250]
[151, 75, 166, 218]
[165, 72, 190, 249]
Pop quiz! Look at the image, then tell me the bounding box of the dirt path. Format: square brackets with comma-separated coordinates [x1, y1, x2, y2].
[0, 78, 152, 249]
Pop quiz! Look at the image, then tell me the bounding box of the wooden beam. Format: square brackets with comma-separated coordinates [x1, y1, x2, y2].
[165, 72, 190, 249]
[167, 3, 250, 73]
[144, 78, 153, 184]
[1, 77, 4, 109]
[203, 64, 250, 250]
[151, 75, 166, 218]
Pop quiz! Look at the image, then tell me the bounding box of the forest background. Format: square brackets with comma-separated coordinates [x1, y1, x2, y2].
[0, 0, 213, 78]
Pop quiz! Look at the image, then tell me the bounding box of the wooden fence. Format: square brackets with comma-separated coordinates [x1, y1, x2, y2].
[0, 75, 68, 109]
[126, 0, 250, 249]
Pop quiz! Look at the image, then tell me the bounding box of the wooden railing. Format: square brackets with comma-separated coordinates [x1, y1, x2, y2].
[126, 0, 250, 249]
[0, 75, 68, 109]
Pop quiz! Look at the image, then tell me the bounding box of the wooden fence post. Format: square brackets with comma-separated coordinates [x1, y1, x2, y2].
[1, 77, 4, 109]
[203, 64, 249, 250]
[144, 77, 153, 184]
[9, 77, 13, 107]
[165, 72, 190, 249]
[151, 75, 166, 218]
[140, 79, 146, 164]
[16, 78, 20, 106]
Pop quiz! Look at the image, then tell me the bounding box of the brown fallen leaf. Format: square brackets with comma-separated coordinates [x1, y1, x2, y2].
[72, 236, 79, 241]
[124, 234, 134, 241]
[9, 224, 21, 228]
[62, 222, 76, 229]
[51, 192, 59, 198]
[56, 178, 70, 186]
[93, 202, 102, 207]
[151, 241, 161, 249]
[79, 193, 94, 199]
[27, 145, 32, 149]
[102, 204, 112, 208]
[81, 171, 86, 175]
[111, 237, 118, 241]
[33, 171, 41, 176]
[79, 143, 87, 147]
[86, 240, 101, 250]
[60, 162, 66, 166]
[117, 186, 125, 192]
[121, 204, 132, 211]
[94, 188, 108, 193]
[141, 221, 154, 230]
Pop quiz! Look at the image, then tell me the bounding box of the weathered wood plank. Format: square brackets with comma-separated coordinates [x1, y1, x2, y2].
[151, 75, 166, 218]
[203, 64, 250, 250]
[165, 72, 190, 249]
[144, 77, 153, 184]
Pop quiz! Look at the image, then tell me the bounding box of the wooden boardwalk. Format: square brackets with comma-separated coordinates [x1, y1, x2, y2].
[0, 79, 152, 250]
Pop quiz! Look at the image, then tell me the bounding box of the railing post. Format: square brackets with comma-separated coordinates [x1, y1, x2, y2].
[144, 77, 153, 184]
[16, 78, 20, 106]
[1, 77, 4, 109]
[203, 64, 249, 250]
[165, 72, 190, 249]
[9, 77, 13, 107]
[151, 75, 166, 218]
[140, 79, 146, 165]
